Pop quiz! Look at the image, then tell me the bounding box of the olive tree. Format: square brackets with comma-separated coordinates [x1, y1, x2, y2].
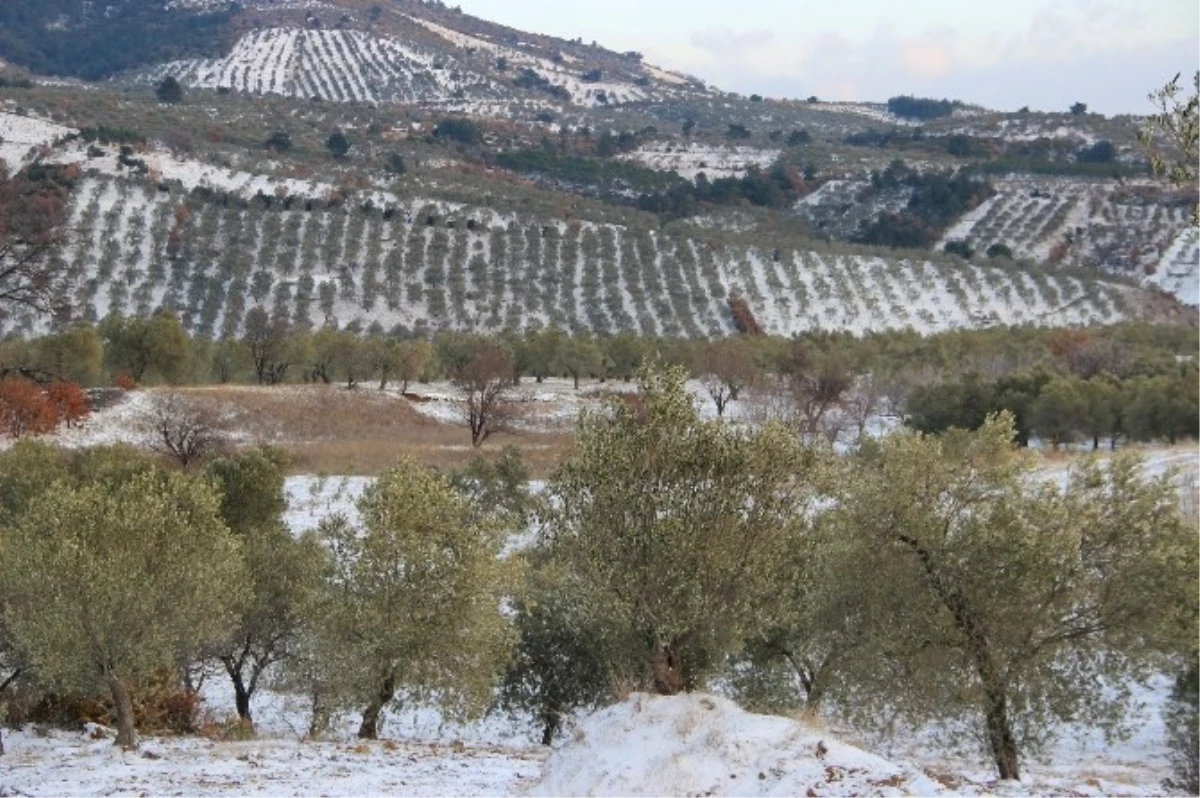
[1139, 71, 1198, 221]
[204, 448, 325, 727]
[543, 365, 821, 695]
[0, 469, 246, 749]
[305, 460, 516, 739]
[815, 414, 1197, 781]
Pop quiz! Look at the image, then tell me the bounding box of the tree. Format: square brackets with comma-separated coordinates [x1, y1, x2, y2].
[986, 242, 1013, 259]
[204, 448, 325, 726]
[559, 335, 603, 390]
[1070, 101, 1088, 115]
[1139, 72, 1198, 222]
[1029, 376, 1086, 450]
[697, 337, 758, 417]
[141, 391, 224, 468]
[385, 152, 407, 175]
[817, 415, 1197, 780]
[100, 311, 191, 384]
[304, 461, 515, 739]
[326, 130, 350, 158]
[242, 307, 290, 385]
[544, 366, 818, 695]
[0, 467, 245, 749]
[264, 131, 292, 152]
[0, 167, 71, 320]
[0, 376, 56, 437]
[35, 325, 103, 384]
[498, 563, 614, 745]
[451, 341, 517, 447]
[155, 75, 184, 104]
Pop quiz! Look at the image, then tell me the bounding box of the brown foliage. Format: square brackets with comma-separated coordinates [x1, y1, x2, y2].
[727, 291, 765, 336]
[0, 376, 58, 437]
[0, 167, 71, 317]
[46, 380, 91, 428]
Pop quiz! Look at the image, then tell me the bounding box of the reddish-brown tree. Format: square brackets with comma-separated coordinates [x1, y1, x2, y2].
[0, 377, 57, 437]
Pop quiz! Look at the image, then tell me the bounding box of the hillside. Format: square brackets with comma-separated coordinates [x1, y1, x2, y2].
[0, 0, 1195, 343]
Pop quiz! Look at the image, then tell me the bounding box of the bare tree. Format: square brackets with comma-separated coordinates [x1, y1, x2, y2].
[451, 343, 517, 447]
[142, 392, 224, 468]
[0, 168, 71, 320]
[242, 308, 290, 385]
[789, 358, 852, 439]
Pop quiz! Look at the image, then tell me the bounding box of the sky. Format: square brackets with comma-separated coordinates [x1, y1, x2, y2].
[451, 0, 1199, 115]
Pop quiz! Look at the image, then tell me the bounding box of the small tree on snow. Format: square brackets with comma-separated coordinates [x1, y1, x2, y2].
[299, 461, 516, 739]
[203, 448, 325, 727]
[545, 366, 819, 695]
[142, 391, 224, 468]
[451, 341, 517, 447]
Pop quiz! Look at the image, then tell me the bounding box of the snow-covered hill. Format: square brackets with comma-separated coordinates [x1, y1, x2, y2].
[27, 171, 1139, 341]
[938, 177, 1198, 304]
[135, 15, 698, 109]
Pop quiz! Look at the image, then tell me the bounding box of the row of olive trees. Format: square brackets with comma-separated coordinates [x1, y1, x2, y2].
[507, 367, 1197, 782]
[0, 440, 518, 750]
[0, 367, 1195, 781]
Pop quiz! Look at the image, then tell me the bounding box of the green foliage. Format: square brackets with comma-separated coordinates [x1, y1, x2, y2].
[0, 464, 246, 747]
[301, 460, 516, 736]
[449, 445, 536, 527]
[1139, 71, 1199, 221]
[854, 161, 994, 249]
[0, 0, 235, 80]
[544, 365, 820, 694]
[1075, 140, 1115, 164]
[325, 130, 350, 159]
[203, 447, 325, 724]
[498, 563, 615, 744]
[155, 76, 184, 105]
[815, 415, 1198, 779]
[433, 117, 483, 146]
[887, 95, 964, 120]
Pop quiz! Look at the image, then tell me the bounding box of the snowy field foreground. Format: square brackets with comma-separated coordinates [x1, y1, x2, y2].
[1, 687, 1179, 797]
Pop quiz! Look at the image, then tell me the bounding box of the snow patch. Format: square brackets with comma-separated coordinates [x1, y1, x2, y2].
[531, 692, 944, 797]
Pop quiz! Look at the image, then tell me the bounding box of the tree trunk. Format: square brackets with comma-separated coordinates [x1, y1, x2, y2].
[106, 674, 138, 750]
[540, 712, 560, 746]
[357, 673, 397, 740]
[651, 640, 685, 695]
[233, 675, 252, 723]
[985, 686, 1021, 780]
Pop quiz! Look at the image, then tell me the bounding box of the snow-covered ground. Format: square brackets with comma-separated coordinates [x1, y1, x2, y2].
[618, 143, 781, 181]
[1, 682, 1181, 797]
[531, 693, 945, 797]
[0, 726, 544, 797]
[0, 110, 75, 170]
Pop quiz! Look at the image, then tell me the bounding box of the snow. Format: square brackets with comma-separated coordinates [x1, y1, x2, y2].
[531, 693, 945, 797]
[284, 474, 369, 535]
[619, 143, 781, 181]
[0, 726, 544, 797]
[0, 111, 75, 170]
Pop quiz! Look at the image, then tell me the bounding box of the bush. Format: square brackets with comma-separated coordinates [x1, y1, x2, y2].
[1164, 664, 1200, 795]
[433, 117, 483, 146]
[887, 95, 962, 120]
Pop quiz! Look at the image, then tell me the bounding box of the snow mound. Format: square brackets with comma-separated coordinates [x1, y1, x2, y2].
[530, 693, 944, 797]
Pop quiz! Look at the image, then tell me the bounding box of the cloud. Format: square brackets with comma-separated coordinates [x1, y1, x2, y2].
[690, 27, 775, 56]
[900, 42, 952, 80]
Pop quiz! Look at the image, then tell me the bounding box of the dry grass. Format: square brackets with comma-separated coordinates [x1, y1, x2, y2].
[175, 385, 576, 476]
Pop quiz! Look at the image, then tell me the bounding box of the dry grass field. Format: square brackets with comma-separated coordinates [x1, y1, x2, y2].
[178, 384, 577, 476]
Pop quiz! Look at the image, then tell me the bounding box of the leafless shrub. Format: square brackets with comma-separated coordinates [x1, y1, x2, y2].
[451, 343, 517, 447]
[141, 392, 225, 468]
